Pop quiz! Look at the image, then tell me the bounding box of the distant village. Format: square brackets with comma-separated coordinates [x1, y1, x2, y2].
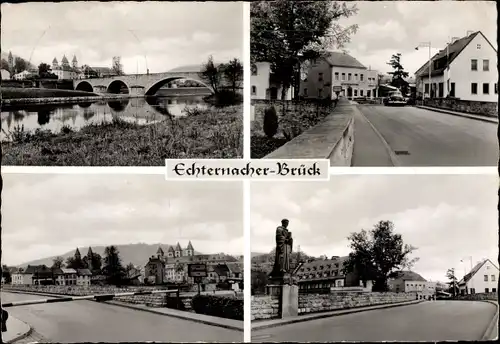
[2, 243, 244, 292]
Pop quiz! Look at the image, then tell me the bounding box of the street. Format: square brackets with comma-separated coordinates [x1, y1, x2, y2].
[1, 292, 242, 343]
[352, 105, 498, 166]
[252, 301, 498, 342]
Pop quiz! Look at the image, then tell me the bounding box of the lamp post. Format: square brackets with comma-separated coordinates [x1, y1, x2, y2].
[415, 42, 432, 99]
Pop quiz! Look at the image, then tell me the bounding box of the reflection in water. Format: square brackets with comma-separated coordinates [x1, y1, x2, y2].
[1, 95, 210, 141]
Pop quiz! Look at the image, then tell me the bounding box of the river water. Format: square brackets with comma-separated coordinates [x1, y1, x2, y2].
[0, 95, 209, 141]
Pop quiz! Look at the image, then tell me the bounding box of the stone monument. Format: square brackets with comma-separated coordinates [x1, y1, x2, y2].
[266, 219, 299, 318]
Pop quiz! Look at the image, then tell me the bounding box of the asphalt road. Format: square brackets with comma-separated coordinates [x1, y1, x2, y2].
[352, 105, 498, 166]
[1, 292, 242, 343]
[252, 301, 497, 342]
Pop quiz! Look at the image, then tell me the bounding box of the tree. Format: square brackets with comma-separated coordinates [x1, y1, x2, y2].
[66, 251, 85, 270]
[386, 53, 410, 95]
[199, 55, 223, 94]
[446, 268, 459, 297]
[251, 1, 358, 100]
[82, 252, 102, 272]
[343, 220, 419, 292]
[38, 63, 57, 79]
[51, 256, 65, 269]
[223, 58, 243, 93]
[112, 56, 124, 76]
[2, 265, 12, 284]
[13, 57, 28, 74]
[102, 245, 127, 286]
[1, 59, 10, 71]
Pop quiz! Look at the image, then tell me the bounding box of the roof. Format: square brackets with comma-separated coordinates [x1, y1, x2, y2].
[458, 259, 499, 285]
[214, 264, 230, 276]
[168, 246, 175, 253]
[415, 31, 497, 77]
[87, 247, 93, 255]
[175, 243, 182, 251]
[157, 247, 164, 255]
[226, 262, 242, 274]
[52, 57, 58, 63]
[72, 55, 77, 62]
[187, 241, 194, 250]
[322, 51, 367, 69]
[75, 248, 81, 256]
[296, 256, 349, 282]
[61, 55, 69, 63]
[60, 268, 77, 274]
[390, 270, 427, 282]
[77, 269, 92, 276]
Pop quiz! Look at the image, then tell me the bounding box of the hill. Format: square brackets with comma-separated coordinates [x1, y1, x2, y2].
[18, 243, 205, 269]
[1, 51, 37, 69]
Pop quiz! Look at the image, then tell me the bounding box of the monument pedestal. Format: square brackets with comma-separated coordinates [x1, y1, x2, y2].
[266, 273, 299, 318]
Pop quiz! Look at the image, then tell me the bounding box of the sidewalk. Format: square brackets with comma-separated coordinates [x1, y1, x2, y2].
[1, 315, 32, 344]
[252, 300, 423, 331]
[104, 300, 243, 331]
[416, 105, 498, 124]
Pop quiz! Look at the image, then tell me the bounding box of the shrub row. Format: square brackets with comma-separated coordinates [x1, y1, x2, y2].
[191, 294, 243, 320]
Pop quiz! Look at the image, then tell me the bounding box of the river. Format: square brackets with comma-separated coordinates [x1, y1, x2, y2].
[0, 95, 209, 142]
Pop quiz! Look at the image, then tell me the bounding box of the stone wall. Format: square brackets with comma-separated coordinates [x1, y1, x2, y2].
[251, 295, 280, 321]
[455, 292, 498, 301]
[298, 291, 417, 315]
[422, 98, 498, 117]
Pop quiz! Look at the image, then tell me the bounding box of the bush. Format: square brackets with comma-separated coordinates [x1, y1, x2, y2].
[263, 106, 278, 138]
[165, 295, 185, 310]
[191, 294, 243, 320]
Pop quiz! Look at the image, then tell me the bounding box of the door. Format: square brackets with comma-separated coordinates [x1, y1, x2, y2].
[347, 87, 353, 98]
[269, 87, 278, 100]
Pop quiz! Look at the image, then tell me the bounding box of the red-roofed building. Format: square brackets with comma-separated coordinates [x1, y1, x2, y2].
[415, 31, 497, 102]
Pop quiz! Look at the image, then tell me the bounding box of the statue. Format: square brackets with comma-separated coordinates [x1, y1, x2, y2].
[271, 219, 293, 279]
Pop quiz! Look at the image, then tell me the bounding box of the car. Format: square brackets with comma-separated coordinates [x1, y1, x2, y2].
[383, 91, 407, 106]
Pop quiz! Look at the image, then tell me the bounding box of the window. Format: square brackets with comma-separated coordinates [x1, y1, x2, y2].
[354, 89, 358, 97]
[471, 83, 478, 94]
[496, 84, 498, 94]
[450, 82, 455, 97]
[425, 84, 430, 94]
[341, 73, 345, 81]
[493, 288, 497, 293]
[483, 83, 489, 94]
[318, 88, 323, 97]
[361, 74, 364, 81]
[360, 89, 364, 97]
[335, 72, 339, 81]
[471, 59, 478, 71]
[483, 59, 490, 71]
[251, 86, 256, 95]
[318, 72, 323, 82]
[354, 74, 358, 81]
[492, 275, 496, 281]
[348, 73, 352, 81]
[367, 90, 371, 97]
[304, 88, 308, 96]
[471, 288, 476, 294]
[477, 44, 481, 49]
[251, 64, 258, 76]
[484, 275, 489, 281]
[485, 288, 490, 293]
[438, 82, 444, 98]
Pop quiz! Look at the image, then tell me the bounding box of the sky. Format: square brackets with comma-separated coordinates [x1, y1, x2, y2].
[1, 174, 243, 266]
[337, 1, 497, 77]
[1, 1, 243, 74]
[251, 175, 498, 282]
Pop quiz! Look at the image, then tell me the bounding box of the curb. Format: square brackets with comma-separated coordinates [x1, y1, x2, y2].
[3, 318, 33, 344]
[103, 300, 243, 332]
[354, 105, 401, 167]
[252, 300, 424, 331]
[480, 300, 499, 340]
[415, 106, 498, 124]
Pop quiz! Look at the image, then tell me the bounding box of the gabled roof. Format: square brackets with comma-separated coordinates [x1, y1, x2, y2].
[213, 264, 230, 276]
[187, 241, 194, 250]
[168, 246, 175, 253]
[175, 242, 182, 251]
[390, 270, 427, 282]
[458, 259, 499, 285]
[322, 51, 367, 70]
[157, 247, 165, 255]
[52, 57, 58, 63]
[226, 262, 242, 274]
[415, 31, 497, 77]
[60, 268, 77, 274]
[296, 256, 349, 281]
[61, 55, 69, 64]
[77, 269, 92, 276]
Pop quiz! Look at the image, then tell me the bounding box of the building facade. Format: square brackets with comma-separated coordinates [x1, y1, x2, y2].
[52, 55, 80, 80]
[299, 52, 379, 100]
[388, 271, 436, 297]
[458, 259, 498, 295]
[415, 31, 497, 102]
[250, 62, 293, 100]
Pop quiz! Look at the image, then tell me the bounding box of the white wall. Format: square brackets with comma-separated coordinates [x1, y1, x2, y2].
[251, 62, 271, 100]
[467, 260, 499, 293]
[449, 33, 498, 102]
[404, 281, 437, 295]
[12, 273, 33, 285]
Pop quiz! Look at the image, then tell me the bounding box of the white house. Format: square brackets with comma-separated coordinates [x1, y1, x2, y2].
[76, 269, 92, 286]
[299, 51, 379, 100]
[415, 31, 497, 102]
[1, 69, 11, 79]
[11, 272, 32, 285]
[13, 70, 33, 80]
[458, 258, 499, 295]
[250, 61, 293, 100]
[56, 268, 78, 286]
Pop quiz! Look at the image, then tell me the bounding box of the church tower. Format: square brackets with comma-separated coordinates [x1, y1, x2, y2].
[72, 55, 78, 69]
[157, 246, 165, 260]
[175, 243, 182, 258]
[61, 55, 69, 68]
[186, 241, 194, 256]
[52, 57, 58, 70]
[87, 247, 93, 271]
[167, 246, 175, 258]
[75, 248, 81, 260]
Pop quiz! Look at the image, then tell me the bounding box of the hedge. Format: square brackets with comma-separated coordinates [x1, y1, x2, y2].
[191, 294, 243, 320]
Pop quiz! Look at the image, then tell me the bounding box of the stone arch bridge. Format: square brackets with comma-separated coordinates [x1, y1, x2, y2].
[73, 71, 214, 96]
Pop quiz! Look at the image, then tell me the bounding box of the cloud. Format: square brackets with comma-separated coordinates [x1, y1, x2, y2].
[0, 2, 243, 73]
[251, 175, 497, 282]
[2, 174, 243, 265]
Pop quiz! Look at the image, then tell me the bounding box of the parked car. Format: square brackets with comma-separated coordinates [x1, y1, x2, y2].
[383, 91, 407, 106]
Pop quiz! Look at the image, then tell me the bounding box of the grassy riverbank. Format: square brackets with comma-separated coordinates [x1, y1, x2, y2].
[2, 105, 243, 166]
[1, 86, 99, 99]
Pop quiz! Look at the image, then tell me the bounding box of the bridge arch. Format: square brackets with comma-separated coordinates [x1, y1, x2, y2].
[75, 81, 94, 93]
[145, 77, 214, 96]
[107, 79, 130, 94]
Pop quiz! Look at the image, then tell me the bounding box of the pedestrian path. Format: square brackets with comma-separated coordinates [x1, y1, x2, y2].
[252, 299, 423, 331]
[416, 105, 498, 124]
[105, 300, 243, 331]
[2, 315, 31, 343]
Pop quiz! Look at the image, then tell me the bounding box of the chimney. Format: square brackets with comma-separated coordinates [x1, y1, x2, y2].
[466, 30, 475, 37]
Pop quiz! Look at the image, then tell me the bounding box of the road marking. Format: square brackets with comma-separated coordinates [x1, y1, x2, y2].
[353, 104, 402, 166]
[252, 334, 272, 340]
